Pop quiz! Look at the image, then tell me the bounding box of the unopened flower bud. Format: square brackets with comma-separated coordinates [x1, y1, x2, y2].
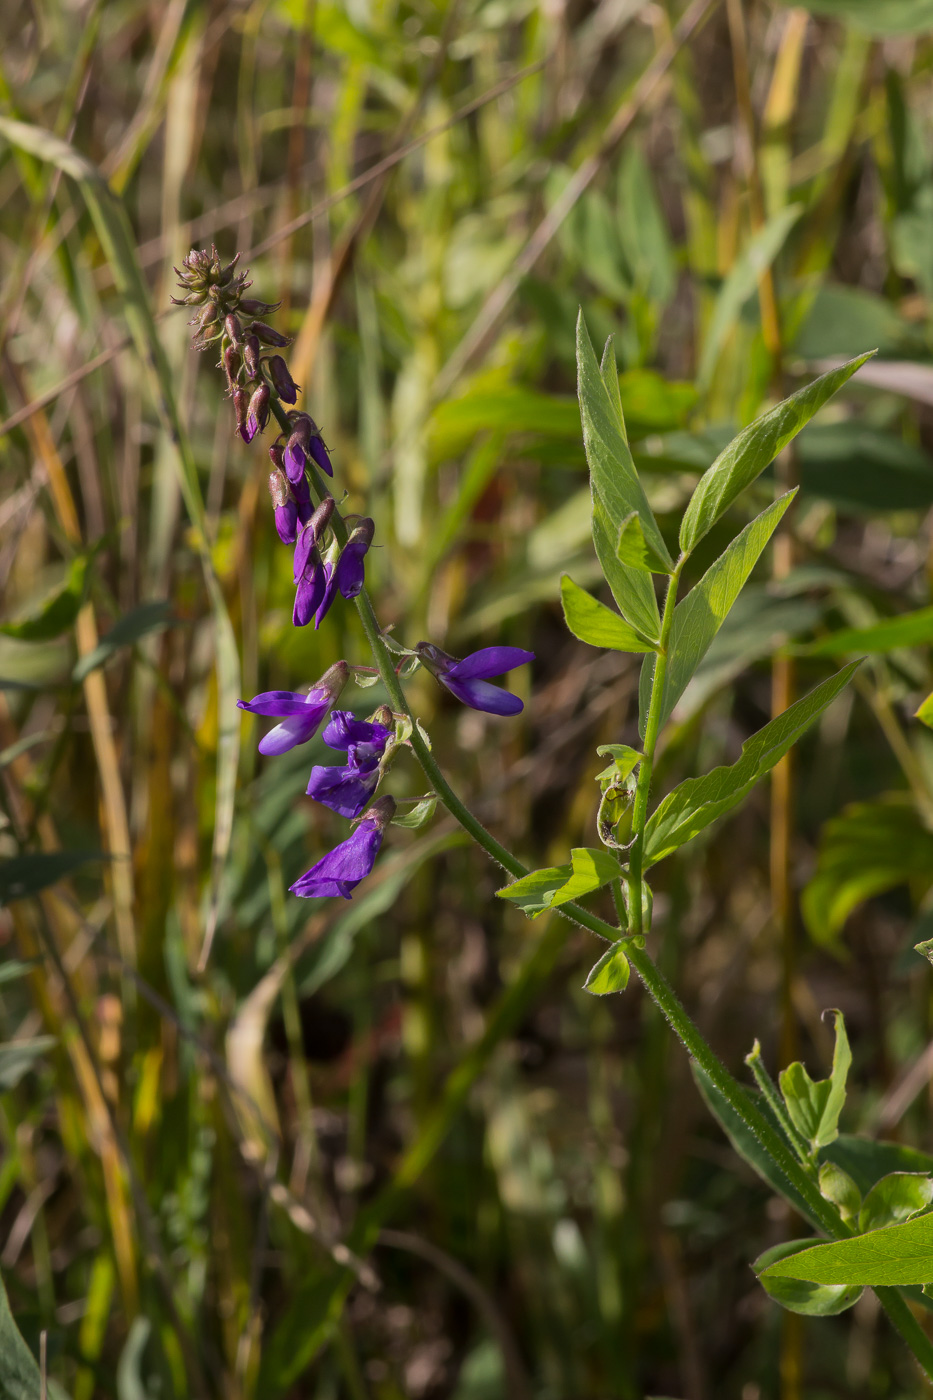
[225, 312, 243, 344]
[249, 320, 289, 347]
[291, 472, 313, 524]
[335, 517, 373, 599]
[234, 387, 255, 442]
[223, 345, 241, 391]
[239, 298, 281, 316]
[268, 444, 285, 471]
[269, 471, 298, 544]
[243, 334, 261, 379]
[268, 355, 299, 404]
[283, 419, 311, 485]
[219, 253, 241, 286]
[247, 382, 270, 437]
[306, 495, 335, 547]
[309, 433, 333, 478]
[366, 795, 397, 830]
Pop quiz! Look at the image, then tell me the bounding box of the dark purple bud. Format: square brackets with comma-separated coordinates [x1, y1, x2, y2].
[243, 334, 261, 379]
[234, 387, 254, 442]
[225, 313, 243, 344]
[309, 434, 334, 477]
[249, 320, 289, 347]
[284, 435, 307, 486]
[268, 355, 299, 404]
[307, 495, 335, 547]
[223, 345, 241, 392]
[314, 562, 339, 629]
[291, 472, 313, 524]
[239, 297, 281, 315]
[335, 517, 374, 599]
[293, 525, 319, 585]
[247, 383, 270, 437]
[294, 561, 326, 627]
[268, 470, 297, 544]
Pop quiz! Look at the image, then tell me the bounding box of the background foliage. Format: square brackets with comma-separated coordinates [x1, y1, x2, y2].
[3, 0, 933, 1395]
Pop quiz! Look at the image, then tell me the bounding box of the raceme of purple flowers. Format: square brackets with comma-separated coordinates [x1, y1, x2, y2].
[181, 248, 535, 904]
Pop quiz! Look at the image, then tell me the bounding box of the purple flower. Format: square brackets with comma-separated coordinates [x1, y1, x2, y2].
[246, 383, 270, 438]
[335, 518, 374, 600]
[415, 643, 534, 716]
[268, 355, 299, 404]
[294, 561, 326, 627]
[314, 562, 339, 629]
[322, 710, 393, 766]
[309, 434, 333, 478]
[292, 472, 313, 525]
[268, 469, 297, 544]
[306, 764, 380, 819]
[290, 797, 396, 899]
[284, 436, 307, 485]
[237, 661, 349, 756]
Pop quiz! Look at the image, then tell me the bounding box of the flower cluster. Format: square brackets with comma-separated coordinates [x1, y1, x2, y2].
[177, 249, 534, 903]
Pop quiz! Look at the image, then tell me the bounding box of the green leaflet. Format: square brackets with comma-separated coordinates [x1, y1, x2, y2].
[681, 352, 873, 552]
[640, 492, 796, 736]
[497, 848, 620, 919]
[0, 115, 241, 949]
[643, 662, 859, 865]
[823, 1135, 933, 1196]
[802, 795, 933, 946]
[599, 338, 626, 435]
[617, 512, 673, 575]
[754, 1239, 863, 1316]
[584, 942, 631, 995]
[577, 310, 673, 570]
[801, 603, 933, 656]
[593, 498, 661, 643]
[0, 555, 89, 641]
[819, 1161, 861, 1221]
[390, 796, 438, 830]
[779, 1010, 851, 1151]
[697, 204, 803, 392]
[762, 1211, 933, 1287]
[858, 1173, 933, 1233]
[917, 689, 933, 728]
[560, 574, 658, 653]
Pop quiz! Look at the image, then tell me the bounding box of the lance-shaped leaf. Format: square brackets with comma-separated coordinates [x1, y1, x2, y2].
[800, 603, 933, 657]
[644, 662, 859, 865]
[599, 338, 626, 435]
[561, 575, 658, 653]
[754, 1239, 863, 1316]
[779, 1009, 851, 1151]
[391, 796, 438, 830]
[640, 491, 797, 736]
[0, 850, 106, 906]
[593, 498, 661, 643]
[762, 1212, 933, 1287]
[0, 555, 89, 641]
[578, 311, 673, 573]
[72, 598, 176, 682]
[681, 352, 873, 554]
[617, 512, 674, 575]
[584, 942, 631, 995]
[497, 847, 620, 919]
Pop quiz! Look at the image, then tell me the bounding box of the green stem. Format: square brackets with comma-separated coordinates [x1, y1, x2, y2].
[745, 1039, 813, 1168]
[627, 561, 683, 936]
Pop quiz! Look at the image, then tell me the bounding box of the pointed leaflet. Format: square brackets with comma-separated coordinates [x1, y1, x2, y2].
[680, 352, 873, 553]
[753, 1239, 863, 1317]
[578, 311, 672, 572]
[640, 492, 796, 736]
[584, 942, 631, 995]
[599, 337, 626, 436]
[762, 1212, 933, 1287]
[561, 575, 658, 653]
[858, 1174, 933, 1233]
[779, 1010, 851, 1150]
[644, 662, 859, 865]
[617, 512, 674, 575]
[497, 848, 620, 919]
[593, 498, 661, 643]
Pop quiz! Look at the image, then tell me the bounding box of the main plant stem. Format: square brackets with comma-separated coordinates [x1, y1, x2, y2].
[276, 397, 933, 1381]
[628, 560, 684, 936]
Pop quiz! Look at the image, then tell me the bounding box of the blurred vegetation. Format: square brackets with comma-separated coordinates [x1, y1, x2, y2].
[4, 0, 933, 1395]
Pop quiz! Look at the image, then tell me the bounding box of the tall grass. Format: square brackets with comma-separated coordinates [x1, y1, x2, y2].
[2, 0, 933, 1395]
